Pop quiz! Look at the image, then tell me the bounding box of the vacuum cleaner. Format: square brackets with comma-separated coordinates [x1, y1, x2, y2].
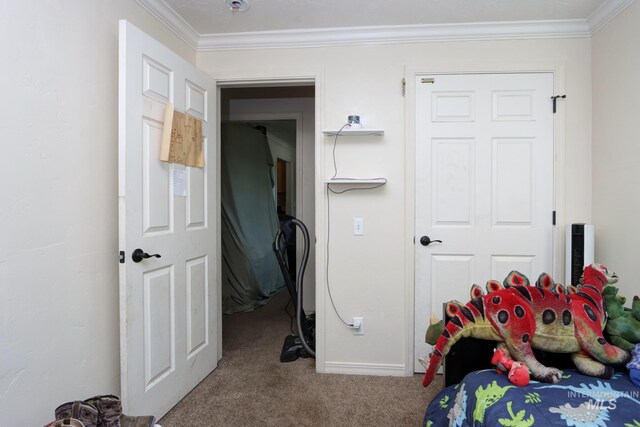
[273, 218, 315, 362]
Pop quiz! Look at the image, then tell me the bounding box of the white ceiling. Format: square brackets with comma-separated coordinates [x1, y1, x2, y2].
[165, 0, 605, 34]
[139, 0, 634, 50]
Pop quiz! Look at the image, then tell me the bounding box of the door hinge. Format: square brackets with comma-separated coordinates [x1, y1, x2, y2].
[551, 95, 566, 114]
[402, 78, 406, 97]
[119, 251, 125, 264]
[552, 211, 556, 226]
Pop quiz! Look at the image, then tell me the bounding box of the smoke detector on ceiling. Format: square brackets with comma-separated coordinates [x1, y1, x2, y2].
[225, 0, 249, 12]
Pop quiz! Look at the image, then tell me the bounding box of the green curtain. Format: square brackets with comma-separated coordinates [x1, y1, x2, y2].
[221, 123, 284, 313]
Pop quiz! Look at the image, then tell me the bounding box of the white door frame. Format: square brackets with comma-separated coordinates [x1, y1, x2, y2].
[404, 64, 566, 375]
[214, 73, 327, 371]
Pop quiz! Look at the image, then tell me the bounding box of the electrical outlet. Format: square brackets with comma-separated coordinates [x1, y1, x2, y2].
[353, 317, 364, 335]
[353, 218, 364, 236]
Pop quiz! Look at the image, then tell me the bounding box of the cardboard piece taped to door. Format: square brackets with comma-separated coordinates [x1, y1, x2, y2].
[160, 102, 204, 167]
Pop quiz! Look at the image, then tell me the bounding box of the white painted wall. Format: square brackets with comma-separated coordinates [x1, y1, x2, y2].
[0, 2, 194, 425]
[226, 98, 317, 310]
[199, 38, 592, 375]
[592, 1, 640, 297]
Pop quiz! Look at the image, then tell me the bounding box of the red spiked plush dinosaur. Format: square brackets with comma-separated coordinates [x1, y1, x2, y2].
[420, 264, 630, 387]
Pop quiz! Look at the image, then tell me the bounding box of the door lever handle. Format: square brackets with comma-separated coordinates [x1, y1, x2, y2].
[420, 236, 442, 246]
[132, 248, 162, 263]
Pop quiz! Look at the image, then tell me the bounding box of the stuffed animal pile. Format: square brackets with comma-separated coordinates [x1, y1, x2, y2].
[602, 286, 640, 351]
[601, 284, 640, 388]
[421, 264, 631, 387]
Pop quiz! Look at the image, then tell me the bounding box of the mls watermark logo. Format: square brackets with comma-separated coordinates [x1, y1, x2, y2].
[585, 399, 617, 411]
[566, 389, 640, 411]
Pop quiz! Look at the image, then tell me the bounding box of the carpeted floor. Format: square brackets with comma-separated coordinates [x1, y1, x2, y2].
[159, 291, 443, 426]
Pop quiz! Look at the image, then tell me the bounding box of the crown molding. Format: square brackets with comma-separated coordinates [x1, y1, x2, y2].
[197, 20, 591, 51]
[136, 0, 199, 50]
[138, 0, 635, 52]
[588, 0, 635, 34]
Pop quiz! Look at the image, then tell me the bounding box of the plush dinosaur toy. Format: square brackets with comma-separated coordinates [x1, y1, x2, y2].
[491, 348, 530, 387]
[420, 264, 630, 387]
[424, 313, 444, 346]
[602, 286, 640, 351]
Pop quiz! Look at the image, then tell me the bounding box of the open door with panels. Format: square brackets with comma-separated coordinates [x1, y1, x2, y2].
[118, 20, 218, 418]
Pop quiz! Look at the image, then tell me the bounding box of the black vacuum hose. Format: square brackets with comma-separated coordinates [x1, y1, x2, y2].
[291, 218, 314, 357]
[273, 218, 314, 358]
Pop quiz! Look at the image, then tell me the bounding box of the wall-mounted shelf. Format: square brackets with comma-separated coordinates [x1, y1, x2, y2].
[324, 178, 387, 185]
[322, 128, 384, 136]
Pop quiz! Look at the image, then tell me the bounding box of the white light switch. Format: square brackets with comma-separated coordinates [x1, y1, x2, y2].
[353, 218, 364, 236]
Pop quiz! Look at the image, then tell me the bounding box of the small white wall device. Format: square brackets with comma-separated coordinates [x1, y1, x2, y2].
[347, 115, 361, 128]
[565, 223, 595, 286]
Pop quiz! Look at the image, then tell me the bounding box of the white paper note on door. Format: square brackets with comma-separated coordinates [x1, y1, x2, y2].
[173, 167, 186, 197]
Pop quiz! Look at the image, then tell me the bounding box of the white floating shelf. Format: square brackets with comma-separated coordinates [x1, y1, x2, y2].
[324, 178, 387, 185]
[322, 128, 384, 136]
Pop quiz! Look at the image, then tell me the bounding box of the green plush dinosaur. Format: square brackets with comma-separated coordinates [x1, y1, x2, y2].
[603, 285, 640, 351]
[425, 313, 444, 346]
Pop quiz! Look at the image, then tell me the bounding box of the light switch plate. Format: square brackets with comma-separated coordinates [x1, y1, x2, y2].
[353, 218, 364, 236]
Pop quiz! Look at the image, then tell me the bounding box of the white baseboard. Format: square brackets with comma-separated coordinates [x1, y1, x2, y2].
[324, 361, 407, 377]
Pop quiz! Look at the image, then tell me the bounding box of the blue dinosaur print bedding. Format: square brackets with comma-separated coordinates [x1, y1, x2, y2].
[424, 369, 640, 427]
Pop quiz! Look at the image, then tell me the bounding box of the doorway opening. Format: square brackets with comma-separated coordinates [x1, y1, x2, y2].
[219, 85, 316, 367]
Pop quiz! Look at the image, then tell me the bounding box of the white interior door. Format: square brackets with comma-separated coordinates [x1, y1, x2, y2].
[118, 20, 218, 417]
[414, 73, 554, 372]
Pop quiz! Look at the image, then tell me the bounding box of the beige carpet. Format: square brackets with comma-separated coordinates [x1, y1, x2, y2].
[160, 291, 443, 426]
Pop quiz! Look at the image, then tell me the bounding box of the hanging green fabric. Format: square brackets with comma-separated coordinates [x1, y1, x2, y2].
[221, 123, 284, 313]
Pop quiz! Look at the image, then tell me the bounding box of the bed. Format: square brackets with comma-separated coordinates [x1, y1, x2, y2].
[423, 305, 640, 427]
[424, 366, 640, 426]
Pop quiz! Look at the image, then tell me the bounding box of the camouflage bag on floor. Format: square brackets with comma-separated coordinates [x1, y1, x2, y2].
[44, 418, 85, 427]
[83, 395, 122, 427]
[54, 401, 98, 427]
[55, 394, 122, 427]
